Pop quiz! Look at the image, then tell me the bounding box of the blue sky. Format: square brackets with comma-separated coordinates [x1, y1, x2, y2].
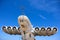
[0, 0, 60, 40]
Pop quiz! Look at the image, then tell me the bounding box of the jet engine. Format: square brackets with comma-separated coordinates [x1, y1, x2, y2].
[2, 26, 8, 33]
[52, 27, 57, 35]
[12, 27, 17, 34]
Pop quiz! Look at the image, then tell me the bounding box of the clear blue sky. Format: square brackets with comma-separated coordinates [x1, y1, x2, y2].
[0, 0, 60, 40]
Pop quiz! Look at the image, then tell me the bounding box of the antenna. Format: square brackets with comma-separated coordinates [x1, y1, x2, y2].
[20, 6, 25, 15]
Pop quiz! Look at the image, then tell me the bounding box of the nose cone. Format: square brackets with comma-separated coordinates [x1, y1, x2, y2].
[18, 15, 29, 25]
[18, 15, 28, 22]
[18, 15, 28, 20]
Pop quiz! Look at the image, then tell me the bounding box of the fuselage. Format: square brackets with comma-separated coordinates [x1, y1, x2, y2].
[18, 15, 32, 32]
[18, 15, 35, 40]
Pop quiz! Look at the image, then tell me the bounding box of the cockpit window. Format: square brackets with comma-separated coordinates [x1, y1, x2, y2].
[20, 19, 24, 22]
[21, 20, 24, 22]
[25, 19, 28, 23]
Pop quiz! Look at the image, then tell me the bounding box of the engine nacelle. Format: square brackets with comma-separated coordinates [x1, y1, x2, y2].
[2, 26, 8, 33]
[35, 27, 39, 31]
[13, 27, 16, 30]
[34, 27, 40, 35]
[7, 26, 12, 34]
[2, 26, 6, 30]
[46, 27, 52, 36]
[40, 27, 46, 36]
[51, 27, 57, 35]
[53, 27, 57, 31]
[12, 27, 17, 34]
[41, 27, 45, 31]
[7, 26, 11, 30]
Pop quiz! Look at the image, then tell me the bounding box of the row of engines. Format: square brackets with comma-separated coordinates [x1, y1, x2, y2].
[33, 27, 57, 36]
[2, 26, 57, 36]
[2, 26, 21, 35]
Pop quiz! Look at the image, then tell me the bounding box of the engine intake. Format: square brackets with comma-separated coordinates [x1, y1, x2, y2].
[53, 27, 57, 31]
[13, 27, 16, 30]
[7, 26, 11, 30]
[35, 27, 39, 31]
[41, 27, 45, 31]
[2, 26, 6, 30]
[47, 27, 51, 31]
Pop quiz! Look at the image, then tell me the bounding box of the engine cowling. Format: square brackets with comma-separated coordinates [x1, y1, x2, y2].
[53, 27, 57, 32]
[40, 27, 46, 36]
[7, 26, 12, 34]
[2, 26, 6, 30]
[12, 27, 17, 34]
[47, 27, 51, 31]
[51, 27, 57, 35]
[35, 27, 39, 31]
[34, 27, 40, 35]
[41, 27, 45, 31]
[7, 26, 11, 30]
[13, 27, 16, 30]
[46, 27, 52, 36]
[2, 26, 7, 33]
